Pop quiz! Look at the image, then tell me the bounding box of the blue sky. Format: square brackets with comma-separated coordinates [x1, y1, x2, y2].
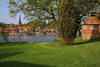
[0, 0, 27, 24]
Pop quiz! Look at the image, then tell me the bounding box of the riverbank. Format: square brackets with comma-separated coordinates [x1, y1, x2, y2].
[0, 37, 100, 67]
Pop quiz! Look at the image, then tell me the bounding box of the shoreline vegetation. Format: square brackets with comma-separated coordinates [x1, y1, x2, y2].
[0, 37, 100, 67]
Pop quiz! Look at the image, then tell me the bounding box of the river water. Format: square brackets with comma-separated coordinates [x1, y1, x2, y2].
[0, 35, 56, 43]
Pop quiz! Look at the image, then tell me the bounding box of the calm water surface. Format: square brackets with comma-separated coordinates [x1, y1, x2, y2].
[0, 36, 56, 43]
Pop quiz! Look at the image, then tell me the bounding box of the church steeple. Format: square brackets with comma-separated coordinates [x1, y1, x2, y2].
[18, 15, 22, 27]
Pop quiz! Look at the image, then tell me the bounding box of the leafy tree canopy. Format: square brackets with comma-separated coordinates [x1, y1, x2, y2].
[8, 0, 100, 22]
[9, 0, 61, 22]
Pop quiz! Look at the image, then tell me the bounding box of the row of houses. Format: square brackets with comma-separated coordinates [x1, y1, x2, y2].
[4, 25, 32, 33]
[35, 27, 56, 35]
[0, 15, 56, 36]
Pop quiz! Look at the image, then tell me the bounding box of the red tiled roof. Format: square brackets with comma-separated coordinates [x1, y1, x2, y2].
[84, 16, 100, 25]
[18, 26, 32, 29]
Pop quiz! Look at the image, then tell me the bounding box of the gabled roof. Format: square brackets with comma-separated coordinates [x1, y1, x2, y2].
[18, 26, 32, 29]
[84, 16, 100, 25]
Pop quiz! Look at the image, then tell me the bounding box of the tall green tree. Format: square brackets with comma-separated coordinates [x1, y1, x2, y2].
[59, 0, 79, 45]
[58, 0, 100, 45]
[8, 0, 61, 40]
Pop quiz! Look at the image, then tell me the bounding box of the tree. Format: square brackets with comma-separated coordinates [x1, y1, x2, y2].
[8, 0, 61, 40]
[58, 0, 100, 45]
[58, 0, 79, 45]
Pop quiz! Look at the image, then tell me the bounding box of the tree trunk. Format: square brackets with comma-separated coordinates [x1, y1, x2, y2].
[54, 19, 61, 40]
[63, 36, 74, 45]
[56, 24, 61, 40]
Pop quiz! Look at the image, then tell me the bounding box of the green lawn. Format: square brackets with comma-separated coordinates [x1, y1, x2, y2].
[0, 37, 100, 67]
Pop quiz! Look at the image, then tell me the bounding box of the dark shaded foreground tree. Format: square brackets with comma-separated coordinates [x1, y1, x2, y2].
[58, 0, 100, 45]
[58, 0, 80, 45]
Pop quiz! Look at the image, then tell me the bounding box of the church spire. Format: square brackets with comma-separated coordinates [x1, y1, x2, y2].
[18, 15, 22, 27]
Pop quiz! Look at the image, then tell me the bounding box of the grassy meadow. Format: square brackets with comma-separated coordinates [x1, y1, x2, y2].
[0, 37, 100, 67]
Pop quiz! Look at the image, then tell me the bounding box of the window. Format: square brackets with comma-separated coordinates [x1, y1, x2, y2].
[90, 19, 94, 24]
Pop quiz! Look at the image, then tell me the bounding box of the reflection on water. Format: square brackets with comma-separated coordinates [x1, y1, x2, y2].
[0, 36, 56, 43]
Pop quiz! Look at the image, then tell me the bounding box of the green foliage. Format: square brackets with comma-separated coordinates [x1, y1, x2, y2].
[76, 0, 100, 15]
[8, 0, 61, 21]
[58, 0, 80, 38]
[8, 0, 100, 22]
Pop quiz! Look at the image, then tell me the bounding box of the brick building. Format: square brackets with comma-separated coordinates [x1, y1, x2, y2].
[82, 16, 100, 40]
